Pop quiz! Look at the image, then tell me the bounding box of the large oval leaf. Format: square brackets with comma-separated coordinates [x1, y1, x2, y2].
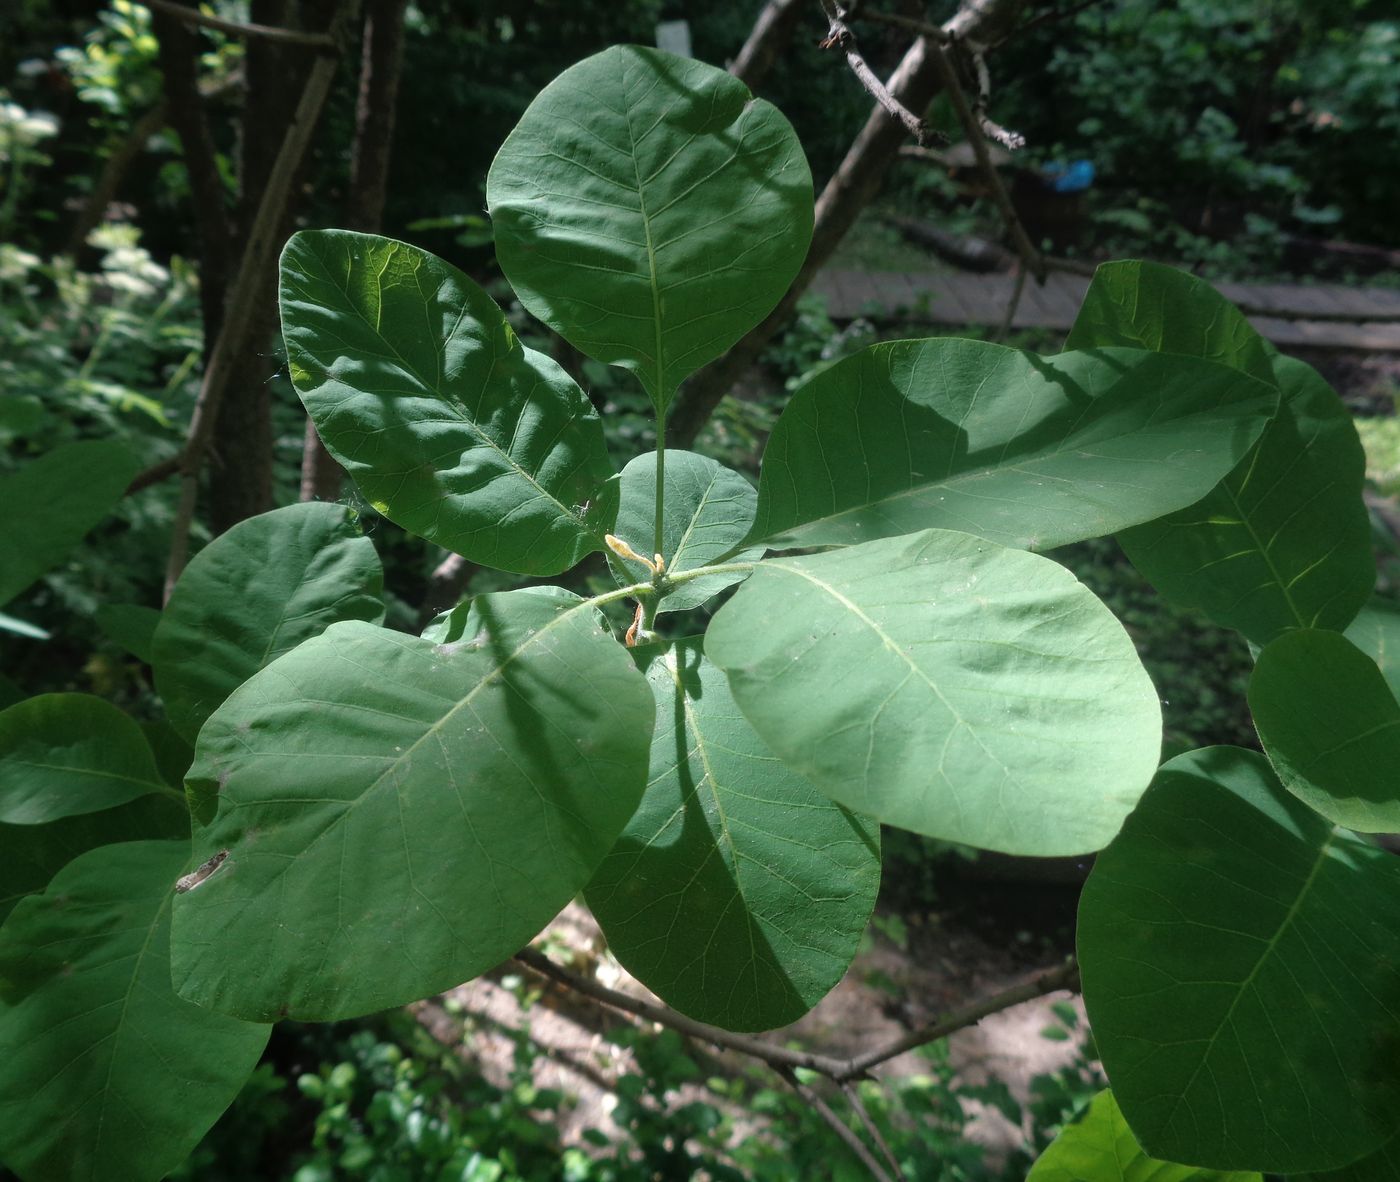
[152, 501, 385, 743]
[1249, 628, 1400, 831]
[1300, 1135, 1400, 1182]
[487, 45, 813, 412]
[0, 840, 269, 1182]
[0, 795, 188, 925]
[586, 639, 879, 1031]
[0, 440, 139, 608]
[1028, 1089, 1261, 1182]
[172, 594, 653, 1021]
[705, 530, 1161, 856]
[1343, 597, 1400, 698]
[280, 230, 619, 574]
[751, 339, 1277, 552]
[608, 451, 762, 613]
[0, 694, 173, 824]
[1069, 263, 1374, 644]
[1078, 746, 1400, 1173]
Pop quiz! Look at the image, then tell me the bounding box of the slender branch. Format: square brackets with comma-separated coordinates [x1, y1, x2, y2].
[925, 37, 1045, 281]
[818, 1, 942, 148]
[775, 1065, 897, 1182]
[841, 1080, 907, 1182]
[514, 946, 1078, 1085]
[857, 9, 948, 43]
[995, 262, 1027, 341]
[144, 0, 337, 47]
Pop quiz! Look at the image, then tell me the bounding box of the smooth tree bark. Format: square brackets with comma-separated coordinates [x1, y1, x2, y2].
[729, 0, 807, 91]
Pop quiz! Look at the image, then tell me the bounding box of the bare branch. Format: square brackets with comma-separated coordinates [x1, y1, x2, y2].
[144, 0, 337, 48]
[775, 1065, 897, 1182]
[841, 1079, 908, 1181]
[996, 261, 1027, 341]
[514, 946, 1079, 1086]
[731, 0, 808, 90]
[818, 0, 943, 147]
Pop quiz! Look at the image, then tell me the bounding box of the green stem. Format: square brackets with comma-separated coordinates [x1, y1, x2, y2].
[653, 414, 667, 563]
[665, 561, 757, 587]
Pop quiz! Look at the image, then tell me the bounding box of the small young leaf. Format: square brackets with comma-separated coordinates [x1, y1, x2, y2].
[0, 439, 139, 608]
[487, 46, 812, 411]
[151, 502, 385, 743]
[172, 593, 653, 1021]
[0, 694, 170, 824]
[280, 230, 619, 574]
[1079, 746, 1400, 1173]
[0, 841, 269, 1182]
[1028, 1089, 1262, 1182]
[1250, 628, 1400, 831]
[608, 451, 762, 612]
[705, 529, 1161, 856]
[586, 639, 879, 1031]
[750, 339, 1278, 552]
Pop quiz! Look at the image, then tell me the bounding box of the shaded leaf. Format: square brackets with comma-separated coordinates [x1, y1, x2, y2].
[1069, 264, 1373, 644]
[152, 502, 385, 743]
[1299, 1134, 1400, 1182]
[172, 593, 653, 1021]
[0, 440, 139, 608]
[0, 841, 269, 1182]
[0, 694, 171, 824]
[751, 339, 1277, 552]
[1078, 746, 1400, 1173]
[586, 639, 879, 1030]
[608, 451, 761, 613]
[1250, 628, 1400, 831]
[487, 45, 812, 411]
[1029, 1089, 1261, 1182]
[0, 795, 188, 925]
[281, 230, 618, 574]
[705, 530, 1160, 855]
[95, 602, 161, 664]
[1343, 597, 1400, 699]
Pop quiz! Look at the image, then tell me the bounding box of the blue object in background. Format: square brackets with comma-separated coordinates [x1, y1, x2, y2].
[1043, 160, 1096, 193]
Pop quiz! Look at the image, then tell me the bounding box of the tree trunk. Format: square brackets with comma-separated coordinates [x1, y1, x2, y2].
[730, 0, 808, 92]
[300, 0, 409, 504]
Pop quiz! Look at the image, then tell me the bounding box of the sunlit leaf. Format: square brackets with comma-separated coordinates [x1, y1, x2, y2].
[172, 593, 653, 1021]
[751, 339, 1277, 552]
[488, 45, 812, 411]
[706, 530, 1160, 855]
[281, 230, 619, 574]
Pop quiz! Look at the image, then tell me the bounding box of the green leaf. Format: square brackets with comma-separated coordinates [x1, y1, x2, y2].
[705, 530, 1161, 856]
[280, 230, 619, 574]
[1343, 597, 1400, 699]
[0, 795, 188, 924]
[1069, 264, 1373, 645]
[0, 841, 269, 1182]
[750, 339, 1277, 552]
[0, 440, 139, 608]
[1028, 1089, 1262, 1182]
[1249, 628, 1400, 831]
[151, 502, 386, 743]
[172, 592, 654, 1021]
[0, 694, 171, 824]
[1299, 1135, 1400, 1182]
[586, 639, 879, 1031]
[1066, 261, 1276, 386]
[487, 45, 812, 412]
[1078, 746, 1400, 1173]
[95, 602, 161, 664]
[608, 451, 762, 613]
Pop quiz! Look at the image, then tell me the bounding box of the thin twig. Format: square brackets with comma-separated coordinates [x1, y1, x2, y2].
[858, 8, 948, 43]
[144, 0, 337, 48]
[775, 1066, 897, 1182]
[995, 262, 1027, 341]
[514, 947, 1078, 1084]
[925, 37, 1045, 282]
[841, 1080, 907, 1181]
[818, 0, 944, 147]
